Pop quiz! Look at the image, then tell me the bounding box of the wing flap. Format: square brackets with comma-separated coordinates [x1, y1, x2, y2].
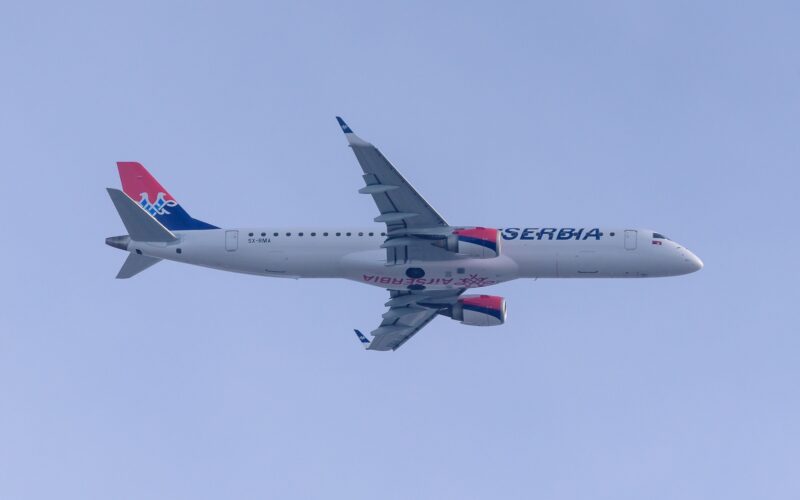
[382, 305, 426, 320]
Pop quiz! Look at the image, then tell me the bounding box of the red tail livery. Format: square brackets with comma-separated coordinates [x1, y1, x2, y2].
[117, 162, 216, 230]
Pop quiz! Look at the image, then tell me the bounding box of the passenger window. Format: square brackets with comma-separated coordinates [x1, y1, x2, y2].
[273, 232, 279, 237]
[324, 232, 329, 236]
[336, 232, 341, 236]
[346, 232, 352, 236]
[311, 232, 316, 236]
[358, 232, 363, 236]
[261, 232, 266, 237]
[286, 232, 291, 236]
[369, 232, 374, 236]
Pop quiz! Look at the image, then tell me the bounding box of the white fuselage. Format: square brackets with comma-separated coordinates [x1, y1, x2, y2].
[125, 226, 703, 291]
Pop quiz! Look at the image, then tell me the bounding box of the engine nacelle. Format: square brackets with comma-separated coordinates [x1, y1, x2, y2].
[452, 295, 507, 326]
[446, 227, 502, 258]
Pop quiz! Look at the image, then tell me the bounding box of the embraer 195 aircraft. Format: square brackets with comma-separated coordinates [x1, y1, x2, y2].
[106, 117, 703, 351]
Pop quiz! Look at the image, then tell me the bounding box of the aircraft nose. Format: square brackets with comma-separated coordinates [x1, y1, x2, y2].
[689, 252, 703, 272]
[682, 249, 703, 273]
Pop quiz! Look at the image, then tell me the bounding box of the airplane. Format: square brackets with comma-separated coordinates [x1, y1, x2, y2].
[105, 117, 703, 351]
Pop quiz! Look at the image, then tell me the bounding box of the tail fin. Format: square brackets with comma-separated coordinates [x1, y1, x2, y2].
[116, 253, 162, 279]
[117, 162, 217, 231]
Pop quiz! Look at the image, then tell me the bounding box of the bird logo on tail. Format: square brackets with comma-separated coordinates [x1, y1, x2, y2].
[138, 192, 177, 216]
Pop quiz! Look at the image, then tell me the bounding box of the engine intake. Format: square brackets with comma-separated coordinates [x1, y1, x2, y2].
[452, 295, 506, 326]
[440, 227, 501, 258]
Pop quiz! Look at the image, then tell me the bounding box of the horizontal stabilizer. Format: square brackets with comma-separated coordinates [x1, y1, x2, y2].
[107, 188, 177, 242]
[116, 253, 162, 279]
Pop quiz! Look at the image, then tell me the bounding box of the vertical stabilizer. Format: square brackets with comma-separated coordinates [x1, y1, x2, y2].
[117, 162, 217, 230]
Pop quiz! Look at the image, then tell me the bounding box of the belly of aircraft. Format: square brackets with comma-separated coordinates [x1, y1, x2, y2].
[340, 251, 520, 290]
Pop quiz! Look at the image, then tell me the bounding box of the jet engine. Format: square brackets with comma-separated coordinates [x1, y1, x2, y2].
[435, 227, 502, 258]
[451, 295, 507, 326]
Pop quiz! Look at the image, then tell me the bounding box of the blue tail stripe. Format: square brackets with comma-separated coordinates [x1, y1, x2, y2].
[154, 205, 218, 230]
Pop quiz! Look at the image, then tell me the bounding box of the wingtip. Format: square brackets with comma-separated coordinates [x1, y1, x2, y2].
[336, 116, 353, 134]
[336, 117, 371, 146]
[354, 329, 370, 346]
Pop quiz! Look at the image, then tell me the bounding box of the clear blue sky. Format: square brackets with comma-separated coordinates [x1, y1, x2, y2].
[1, 1, 798, 498]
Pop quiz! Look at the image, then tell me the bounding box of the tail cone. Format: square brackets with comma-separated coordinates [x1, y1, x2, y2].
[105, 235, 130, 251]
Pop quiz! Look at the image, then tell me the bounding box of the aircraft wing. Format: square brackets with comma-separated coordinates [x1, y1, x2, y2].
[336, 117, 449, 232]
[355, 289, 464, 351]
[337, 117, 459, 263]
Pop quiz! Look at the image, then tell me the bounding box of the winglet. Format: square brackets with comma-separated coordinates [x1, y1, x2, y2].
[354, 329, 370, 347]
[335, 116, 371, 146]
[336, 116, 353, 133]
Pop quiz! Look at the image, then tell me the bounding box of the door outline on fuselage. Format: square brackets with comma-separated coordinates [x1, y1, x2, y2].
[624, 230, 637, 250]
[225, 230, 238, 251]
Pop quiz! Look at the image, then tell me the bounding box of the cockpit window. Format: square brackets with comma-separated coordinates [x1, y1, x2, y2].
[653, 232, 669, 240]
